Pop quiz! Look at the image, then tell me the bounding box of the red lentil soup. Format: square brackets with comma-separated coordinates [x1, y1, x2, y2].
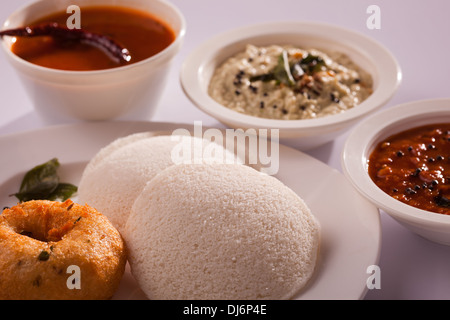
[368, 123, 450, 215]
[11, 6, 176, 71]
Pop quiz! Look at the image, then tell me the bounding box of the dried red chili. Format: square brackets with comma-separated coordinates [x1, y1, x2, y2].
[0, 22, 131, 64]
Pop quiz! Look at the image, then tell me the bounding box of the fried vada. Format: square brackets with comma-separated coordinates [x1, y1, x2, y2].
[0, 200, 126, 300]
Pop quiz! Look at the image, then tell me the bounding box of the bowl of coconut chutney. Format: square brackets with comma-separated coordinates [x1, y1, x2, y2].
[180, 21, 401, 150]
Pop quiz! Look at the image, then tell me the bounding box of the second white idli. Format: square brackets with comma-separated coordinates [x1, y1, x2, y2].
[78, 135, 238, 233]
[124, 163, 320, 300]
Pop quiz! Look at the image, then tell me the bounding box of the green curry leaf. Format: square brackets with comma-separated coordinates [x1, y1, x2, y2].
[13, 158, 77, 202]
[272, 49, 295, 86]
[48, 183, 78, 201]
[249, 51, 327, 87]
[250, 50, 294, 85]
[297, 54, 326, 74]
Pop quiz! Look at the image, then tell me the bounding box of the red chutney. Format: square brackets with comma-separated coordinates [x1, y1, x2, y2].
[368, 123, 450, 215]
[11, 6, 175, 71]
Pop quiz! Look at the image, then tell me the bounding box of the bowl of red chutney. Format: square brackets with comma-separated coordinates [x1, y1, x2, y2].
[342, 99, 450, 245]
[0, 0, 186, 122]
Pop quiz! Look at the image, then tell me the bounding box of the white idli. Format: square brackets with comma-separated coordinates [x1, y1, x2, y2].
[81, 131, 155, 180]
[124, 164, 320, 300]
[78, 135, 239, 233]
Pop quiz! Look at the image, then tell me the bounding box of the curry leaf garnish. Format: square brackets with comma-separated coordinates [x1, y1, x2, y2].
[13, 158, 78, 202]
[297, 54, 326, 73]
[273, 50, 295, 86]
[48, 183, 78, 202]
[249, 73, 276, 83]
[14, 158, 60, 202]
[250, 51, 326, 87]
[250, 50, 294, 86]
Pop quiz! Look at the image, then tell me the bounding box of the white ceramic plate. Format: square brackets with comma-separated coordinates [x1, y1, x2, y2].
[0, 121, 380, 299]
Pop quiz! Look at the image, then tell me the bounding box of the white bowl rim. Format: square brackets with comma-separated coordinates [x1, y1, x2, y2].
[342, 98, 450, 226]
[180, 20, 402, 131]
[0, 0, 186, 75]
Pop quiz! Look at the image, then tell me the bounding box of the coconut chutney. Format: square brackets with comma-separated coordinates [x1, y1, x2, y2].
[208, 44, 373, 120]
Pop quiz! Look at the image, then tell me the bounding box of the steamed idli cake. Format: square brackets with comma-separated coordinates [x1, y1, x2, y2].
[81, 131, 155, 179]
[124, 164, 320, 300]
[78, 135, 238, 233]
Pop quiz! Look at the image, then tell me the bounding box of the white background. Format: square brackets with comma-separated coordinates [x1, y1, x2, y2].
[1, 0, 450, 299]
